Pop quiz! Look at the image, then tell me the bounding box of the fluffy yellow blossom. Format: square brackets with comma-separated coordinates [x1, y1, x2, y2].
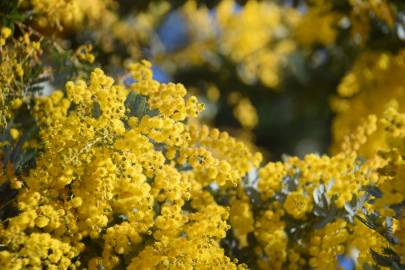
[0, 27, 12, 46]
[128, 60, 204, 121]
[1, 27, 12, 39]
[258, 161, 286, 199]
[9, 128, 20, 140]
[308, 220, 349, 269]
[233, 97, 258, 129]
[254, 207, 287, 269]
[0, 233, 78, 270]
[186, 123, 262, 186]
[283, 191, 311, 219]
[259, 152, 374, 209]
[75, 44, 95, 64]
[230, 193, 254, 247]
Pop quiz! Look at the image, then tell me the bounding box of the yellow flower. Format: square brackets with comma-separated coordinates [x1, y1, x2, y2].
[283, 192, 310, 219]
[10, 128, 20, 140]
[11, 98, 23, 109]
[1, 27, 12, 39]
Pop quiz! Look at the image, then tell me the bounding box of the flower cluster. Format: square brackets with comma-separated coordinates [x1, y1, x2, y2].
[0, 62, 261, 269]
[1, 1, 405, 270]
[332, 50, 405, 157]
[19, 0, 114, 30]
[0, 28, 41, 128]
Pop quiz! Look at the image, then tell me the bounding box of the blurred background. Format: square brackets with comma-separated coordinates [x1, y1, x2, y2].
[68, 0, 404, 161]
[3, 0, 404, 161]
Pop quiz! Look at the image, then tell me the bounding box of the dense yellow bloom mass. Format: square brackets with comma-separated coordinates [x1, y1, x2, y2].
[2, 58, 394, 270]
[247, 145, 393, 269]
[0, 62, 262, 269]
[1, 1, 405, 269]
[255, 206, 287, 270]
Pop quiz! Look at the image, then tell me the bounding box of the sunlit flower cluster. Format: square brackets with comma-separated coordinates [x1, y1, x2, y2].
[1, 1, 405, 269]
[0, 62, 261, 269]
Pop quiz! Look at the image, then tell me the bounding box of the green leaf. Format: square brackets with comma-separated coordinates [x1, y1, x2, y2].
[363, 262, 380, 270]
[370, 248, 405, 269]
[15, 148, 36, 174]
[365, 185, 383, 198]
[92, 102, 101, 118]
[371, 249, 392, 267]
[125, 92, 147, 118]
